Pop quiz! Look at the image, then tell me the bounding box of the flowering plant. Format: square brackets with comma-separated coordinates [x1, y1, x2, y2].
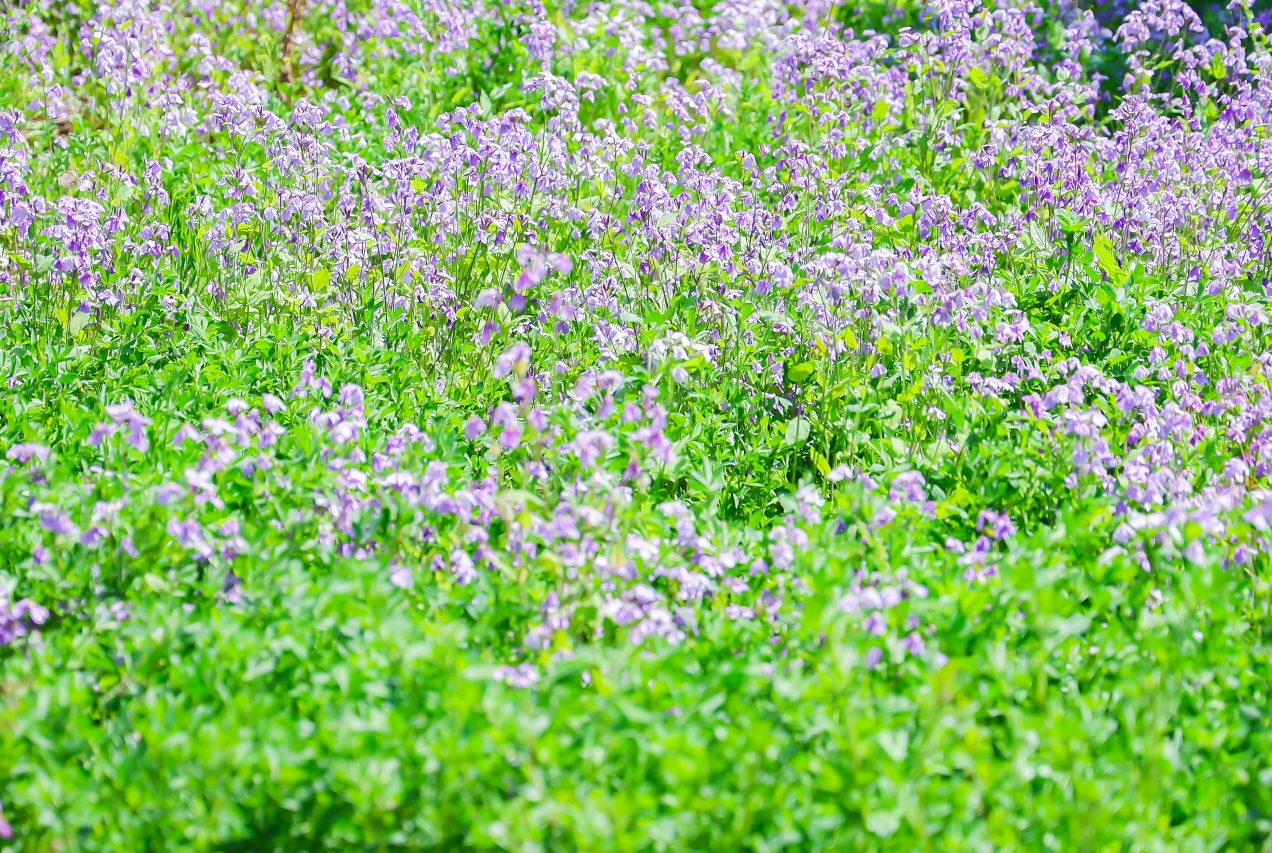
[0, 0, 1271, 848]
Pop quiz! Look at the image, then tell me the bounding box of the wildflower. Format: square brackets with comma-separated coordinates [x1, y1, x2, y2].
[463, 416, 486, 440]
[390, 563, 413, 589]
[450, 549, 477, 585]
[901, 632, 926, 656]
[494, 342, 532, 378]
[494, 663, 540, 689]
[37, 505, 78, 537]
[5, 443, 48, 464]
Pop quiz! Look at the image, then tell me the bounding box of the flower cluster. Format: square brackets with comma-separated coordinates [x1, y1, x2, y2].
[2, 0, 1272, 844]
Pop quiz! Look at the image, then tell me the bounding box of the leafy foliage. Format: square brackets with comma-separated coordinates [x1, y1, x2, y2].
[1, 0, 1272, 849]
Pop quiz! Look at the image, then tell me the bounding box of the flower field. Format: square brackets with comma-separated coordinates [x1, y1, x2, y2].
[2, 0, 1272, 848]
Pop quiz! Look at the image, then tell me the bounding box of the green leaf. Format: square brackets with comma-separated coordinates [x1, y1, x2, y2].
[143, 573, 170, 594]
[243, 657, 277, 681]
[877, 729, 908, 762]
[879, 400, 903, 429]
[784, 417, 811, 446]
[865, 809, 902, 838]
[1093, 233, 1123, 283]
[786, 361, 815, 384]
[1210, 52, 1227, 80]
[811, 449, 831, 478]
[68, 312, 92, 336]
[1045, 614, 1092, 653]
[312, 267, 331, 291]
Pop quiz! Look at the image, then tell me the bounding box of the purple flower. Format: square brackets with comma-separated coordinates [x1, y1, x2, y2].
[464, 416, 487, 441]
[99, 401, 152, 452]
[105, 401, 136, 423]
[38, 506, 79, 537]
[154, 483, 183, 505]
[571, 430, 614, 467]
[260, 422, 286, 448]
[490, 403, 517, 432]
[901, 632, 926, 656]
[499, 423, 523, 451]
[769, 539, 795, 570]
[976, 510, 1016, 541]
[871, 506, 897, 529]
[547, 252, 573, 274]
[494, 342, 532, 378]
[15, 599, 49, 625]
[512, 379, 537, 403]
[171, 424, 201, 447]
[292, 360, 316, 398]
[221, 570, 243, 605]
[339, 384, 364, 407]
[6, 443, 49, 464]
[450, 549, 477, 585]
[493, 663, 540, 689]
[166, 517, 212, 559]
[389, 563, 414, 589]
[649, 432, 674, 466]
[87, 423, 115, 447]
[80, 526, 108, 548]
[889, 471, 927, 503]
[126, 422, 150, 452]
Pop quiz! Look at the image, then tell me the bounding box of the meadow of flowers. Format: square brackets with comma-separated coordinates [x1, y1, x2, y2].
[1, 0, 1272, 848]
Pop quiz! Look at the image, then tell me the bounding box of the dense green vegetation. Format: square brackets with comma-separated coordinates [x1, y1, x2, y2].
[2, 0, 1272, 849]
